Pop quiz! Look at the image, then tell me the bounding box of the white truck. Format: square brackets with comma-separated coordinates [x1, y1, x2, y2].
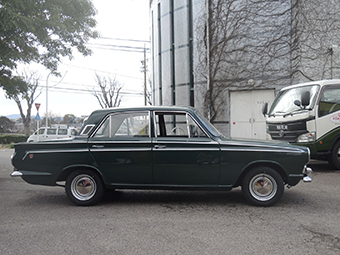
[262, 79, 340, 169]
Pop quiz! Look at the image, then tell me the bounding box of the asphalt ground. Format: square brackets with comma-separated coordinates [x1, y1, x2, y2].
[1, 149, 339, 254]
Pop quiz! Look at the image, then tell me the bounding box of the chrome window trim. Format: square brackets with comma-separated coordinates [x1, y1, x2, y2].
[152, 110, 211, 139]
[80, 124, 95, 136]
[90, 110, 151, 139]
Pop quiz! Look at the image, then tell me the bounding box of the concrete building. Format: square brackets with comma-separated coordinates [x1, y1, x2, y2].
[149, 0, 340, 138]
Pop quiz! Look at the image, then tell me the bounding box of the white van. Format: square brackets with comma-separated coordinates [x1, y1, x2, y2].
[263, 79, 340, 169]
[27, 126, 78, 142]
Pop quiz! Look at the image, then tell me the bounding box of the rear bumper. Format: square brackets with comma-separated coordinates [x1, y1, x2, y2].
[10, 170, 23, 177]
[10, 169, 55, 186]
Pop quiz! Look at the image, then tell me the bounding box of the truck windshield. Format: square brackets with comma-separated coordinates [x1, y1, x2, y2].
[269, 84, 320, 116]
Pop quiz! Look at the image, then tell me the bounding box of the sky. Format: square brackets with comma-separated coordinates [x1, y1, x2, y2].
[0, 0, 150, 118]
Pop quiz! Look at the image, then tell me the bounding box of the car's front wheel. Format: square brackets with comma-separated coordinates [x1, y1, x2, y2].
[65, 170, 104, 206]
[242, 167, 284, 206]
[328, 140, 340, 170]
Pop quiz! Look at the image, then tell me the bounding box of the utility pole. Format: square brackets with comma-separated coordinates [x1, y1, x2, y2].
[206, 0, 212, 121]
[141, 45, 148, 105]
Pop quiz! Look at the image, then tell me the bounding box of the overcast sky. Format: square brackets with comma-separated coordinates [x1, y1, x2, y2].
[0, 0, 150, 118]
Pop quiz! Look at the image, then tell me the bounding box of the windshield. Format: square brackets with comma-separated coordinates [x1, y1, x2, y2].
[195, 110, 223, 137]
[269, 84, 320, 116]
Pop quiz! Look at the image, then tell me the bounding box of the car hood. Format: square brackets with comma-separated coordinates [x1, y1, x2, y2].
[218, 136, 308, 152]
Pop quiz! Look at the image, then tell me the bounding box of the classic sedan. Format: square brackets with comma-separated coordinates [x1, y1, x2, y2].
[11, 106, 312, 206]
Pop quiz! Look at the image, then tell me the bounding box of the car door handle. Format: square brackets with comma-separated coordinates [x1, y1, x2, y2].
[92, 145, 105, 149]
[154, 145, 166, 149]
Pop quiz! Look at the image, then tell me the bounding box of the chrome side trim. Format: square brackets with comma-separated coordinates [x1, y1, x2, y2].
[221, 148, 298, 153]
[88, 140, 151, 144]
[22, 149, 89, 160]
[220, 142, 306, 153]
[90, 148, 152, 152]
[153, 148, 219, 151]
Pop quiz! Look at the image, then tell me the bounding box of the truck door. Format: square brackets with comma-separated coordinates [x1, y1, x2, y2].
[316, 85, 340, 141]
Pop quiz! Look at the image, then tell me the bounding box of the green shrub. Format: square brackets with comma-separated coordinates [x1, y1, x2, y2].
[0, 135, 29, 144]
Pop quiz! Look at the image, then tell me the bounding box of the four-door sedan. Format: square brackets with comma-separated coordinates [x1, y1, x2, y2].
[11, 106, 312, 206]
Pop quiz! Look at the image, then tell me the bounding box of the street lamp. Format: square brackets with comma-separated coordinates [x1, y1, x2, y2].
[45, 71, 53, 128]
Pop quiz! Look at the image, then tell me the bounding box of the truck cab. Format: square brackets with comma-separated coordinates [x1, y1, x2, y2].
[263, 79, 340, 169]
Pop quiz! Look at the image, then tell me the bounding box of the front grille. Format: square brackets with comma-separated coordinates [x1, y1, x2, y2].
[267, 121, 307, 143]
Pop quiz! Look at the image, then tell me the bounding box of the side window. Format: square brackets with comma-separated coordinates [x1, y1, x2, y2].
[58, 129, 67, 135]
[47, 129, 57, 135]
[94, 112, 149, 138]
[188, 115, 208, 138]
[71, 129, 78, 136]
[155, 112, 207, 138]
[319, 87, 340, 117]
[81, 125, 95, 136]
[38, 129, 45, 135]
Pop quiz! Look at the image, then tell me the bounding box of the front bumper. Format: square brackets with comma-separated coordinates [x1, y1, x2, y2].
[303, 166, 313, 182]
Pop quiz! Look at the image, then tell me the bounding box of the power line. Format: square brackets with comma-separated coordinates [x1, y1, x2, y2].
[37, 85, 144, 96]
[98, 37, 150, 43]
[37, 79, 144, 94]
[60, 63, 143, 80]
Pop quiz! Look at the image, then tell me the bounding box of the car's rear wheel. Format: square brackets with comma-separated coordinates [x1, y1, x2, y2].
[65, 170, 104, 206]
[242, 167, 284, 207]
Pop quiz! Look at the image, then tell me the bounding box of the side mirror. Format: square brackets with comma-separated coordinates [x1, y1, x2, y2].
[301, 91, 310, 107]
[262, 102, 268, 116]
[294, 100, 301, 107]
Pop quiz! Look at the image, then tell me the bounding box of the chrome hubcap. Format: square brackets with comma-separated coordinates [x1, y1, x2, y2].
[71, 174, 97, 201]
[337, 147, 340, 162]
[249, 173, 277, 201]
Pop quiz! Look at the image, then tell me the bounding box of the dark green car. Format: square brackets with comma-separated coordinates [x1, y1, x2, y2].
[11, 106, 312, 206]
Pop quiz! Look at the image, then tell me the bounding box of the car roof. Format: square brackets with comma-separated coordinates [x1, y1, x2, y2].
[281, 79, 340, 91]
[82, 105, 196, 128]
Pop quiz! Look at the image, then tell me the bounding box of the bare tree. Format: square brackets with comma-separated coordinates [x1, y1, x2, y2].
[197, 0, 340, 123]
[290, 0, 340, 82]
[4, 71, 41, 135]
[91, 74, 123, 108]
[197, 0, 293, 122]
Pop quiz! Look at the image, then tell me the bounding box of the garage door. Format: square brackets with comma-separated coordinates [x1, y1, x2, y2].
[230, 90, 275, 139]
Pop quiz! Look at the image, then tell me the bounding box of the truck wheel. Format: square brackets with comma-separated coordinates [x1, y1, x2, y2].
[328, 140, 340, 170]
[242, 167, 284, 207]
[65, 170, 104, 206]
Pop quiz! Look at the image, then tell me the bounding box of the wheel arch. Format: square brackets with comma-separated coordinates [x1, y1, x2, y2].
[57, 165, 104, 183]
[329, 134, 340, 153]
[235, 161, 287, 187]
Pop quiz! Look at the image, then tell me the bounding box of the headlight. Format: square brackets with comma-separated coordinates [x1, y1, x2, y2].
[297, 132, 316, 143]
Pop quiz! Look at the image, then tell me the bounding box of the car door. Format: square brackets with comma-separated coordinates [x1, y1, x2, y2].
[88, 111, 153, 185]
[152, 111, 220, 187]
